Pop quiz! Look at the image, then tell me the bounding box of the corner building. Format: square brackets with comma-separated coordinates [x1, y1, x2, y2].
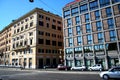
[0, 8, 63, 69]
[63, 0, 120, 69]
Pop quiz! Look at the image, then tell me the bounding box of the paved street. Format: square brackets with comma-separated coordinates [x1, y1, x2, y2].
[0, 68, 101, 80]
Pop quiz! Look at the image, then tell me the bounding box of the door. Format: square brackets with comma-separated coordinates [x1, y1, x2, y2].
[38, 58, 43, 68]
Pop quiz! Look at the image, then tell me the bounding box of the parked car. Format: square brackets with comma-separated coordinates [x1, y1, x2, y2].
[57, 64, 71, 70]
[88, 64, 102, 71]
[71, 66, 86, 71]
[100, 66, 120, 80]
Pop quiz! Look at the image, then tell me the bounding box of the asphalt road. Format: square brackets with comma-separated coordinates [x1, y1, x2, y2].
[0, 68, 101, 80]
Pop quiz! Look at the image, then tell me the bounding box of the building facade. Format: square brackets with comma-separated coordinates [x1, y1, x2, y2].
[63, 0, 120, 69]
[0, 8, 63, 69]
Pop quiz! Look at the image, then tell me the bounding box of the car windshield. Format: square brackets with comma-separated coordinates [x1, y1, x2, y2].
[109, 67, 120, 72]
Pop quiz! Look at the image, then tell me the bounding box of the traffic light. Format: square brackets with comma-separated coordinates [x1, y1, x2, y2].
[29, 0, 34, 2]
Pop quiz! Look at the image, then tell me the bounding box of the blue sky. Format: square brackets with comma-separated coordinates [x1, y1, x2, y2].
[0, 0, 73, 31]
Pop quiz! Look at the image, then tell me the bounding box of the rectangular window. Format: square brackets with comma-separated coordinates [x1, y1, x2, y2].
[96, 21, 102, 31]
[65, 48, 73, 54]
[71, 7, 79, 16]
[107, 18, 114, 29]
[75, 16, 80, 25]
[52, 25, 56, 30]
[85, 13, 89, 22]
[112, 0, 120, 3]
[89, 0, 98, 11]
[30, 22, 33, 27]
[94, 44, 104, 52]
[68, 28, 73, 37]
[87, 34, 92, 44]
[38, 39, 44, 44]
[76, 26, 81, 35]
[99, 0, 110, 8]
[39, 21, 44, 26]
[74, 47, 82, 53]
[84, 46, 93, 53]
[46, 39, 50, 45]
[67, 19, 72, 27]
[77, 36, 82, 45]
[95, 10, 100, 20]
[106, 7, 112, 17]
[64, 10, 70, 18]
[68, 38, 73, 47]
[52, 41, 56, 46]
[86, 23, 91, 33]
[109, 30, 116, 41]
[80, 4, 88, 13]
[98, 32, 104, 43]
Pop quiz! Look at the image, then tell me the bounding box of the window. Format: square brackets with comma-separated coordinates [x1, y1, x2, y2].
[96, 21, 102, 31]
[39, 14, 44, 19]
[58, 26, 61, 31]
[84, 46, 93, 53]
[29, 32, 33, 36]
[98, 32, 104, 43]
[86, 23, 91, 33]
[39, 21, 44, 26]
[80, 4, 88, 13]
[87, 34, 92, 44]
[77, 36, 82, 45]
[85, 13, 89, 23]
[21, 27, 24, 31]
[52, 41, 56, 46]
[38, 39, 44, 44]
[25, 24, 28, 29]
[89, 0, 98, 11]
[68, 38, 73, 47]
[68, 28, 73, 37]
[65, 48, 73, 54]
[94, 44, 104, 52]
[95, 10, 100, 20]
[106, 7, 112, 17]
[57, 21, 61, 24]
[30, 39, 33, 45]
[74, 47, 82, 53]
[99, 0, 110, 8]
[112, 0, 120, 3]
[75, 16, 80, 25]
[58, 42, 62, 46]
[67, 19, 72, 27]
[46, 39, 50, 45]
[71, 7, 79, 16]
[46, 23, 49, 28]
[38, 49, 44, 53]
[76, 26, 81, 35]
[30, 22, 33, 27]
[107, 18, 114, 29]
[38, 31, 44, 35]
[109, 30, 116, 41]
[52, 25, 56, 30]
[46, 17, 50, 21]
[64, 10, 70, 18]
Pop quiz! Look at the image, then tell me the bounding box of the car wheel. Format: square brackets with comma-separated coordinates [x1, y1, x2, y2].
[103, 74, 109, 80]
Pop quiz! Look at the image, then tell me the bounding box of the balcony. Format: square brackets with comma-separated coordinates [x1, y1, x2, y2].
[12, 45, 30, 51]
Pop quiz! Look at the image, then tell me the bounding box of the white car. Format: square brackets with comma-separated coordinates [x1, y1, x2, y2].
[88, 64, 102, 71]
[100, 66, 120, 80]
[71, 66, 86, 71]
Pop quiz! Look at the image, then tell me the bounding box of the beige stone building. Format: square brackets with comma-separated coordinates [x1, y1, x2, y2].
[0, 8, 63, 69]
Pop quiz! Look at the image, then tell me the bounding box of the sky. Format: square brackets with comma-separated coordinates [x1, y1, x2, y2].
[0, 0, 74, 31]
